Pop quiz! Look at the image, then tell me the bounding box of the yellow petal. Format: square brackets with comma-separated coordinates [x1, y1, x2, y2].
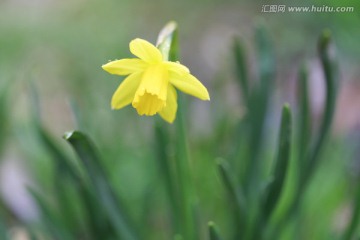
[169, 72, 210, 101]
[111, 72, 142, 109]
[163, 61, 189, 75]
[159, 85, 177, 123]
[130, 38, 163, 63]
[102, 59, 147, 76]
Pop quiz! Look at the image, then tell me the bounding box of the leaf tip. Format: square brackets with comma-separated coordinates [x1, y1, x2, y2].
[63, 131, 79, 141]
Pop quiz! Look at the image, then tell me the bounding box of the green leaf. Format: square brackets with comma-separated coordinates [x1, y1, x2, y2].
[29, 189, 74, 240]
[208, 221, 223, 240]
[263, 104, 292, 221]
[297, 64, 311, 175]
[36, 126, 81, 183]
[343, 183, 360, 240]
[270, 30, 339, 239]
[244, 23, 275, 194]
[217, 158, 246, 239]
[233, 38, 249, 103]
[63, 131, 138, 240]
[302, 29, 338, 186]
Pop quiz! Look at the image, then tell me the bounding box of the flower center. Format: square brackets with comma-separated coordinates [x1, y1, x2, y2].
[132, 64, 168, 116]
[133, 91, 166, 116]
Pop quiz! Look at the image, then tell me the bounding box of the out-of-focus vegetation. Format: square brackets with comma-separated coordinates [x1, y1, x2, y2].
[0, 0, 360, 239]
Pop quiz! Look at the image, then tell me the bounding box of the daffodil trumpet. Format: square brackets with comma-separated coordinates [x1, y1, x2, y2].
[102, 38, 210, 123]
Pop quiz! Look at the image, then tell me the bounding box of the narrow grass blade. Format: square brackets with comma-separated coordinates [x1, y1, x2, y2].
[29, 82, 112, 238]
[343, 184, 360, 240]
[63, 131, 138, 240]
[28, 189, 74, 240]
[297, 64, 311, 175]
[233, 38, 249, 103]
[245, 23, 275, 197]
[302, 30, 338, 186]
[217, 158, 246, 239]
[263, 104, 292, 221]
[208, 221, 223, 240]
[272, 30, 339, 239]
[36, 127, 81, 183]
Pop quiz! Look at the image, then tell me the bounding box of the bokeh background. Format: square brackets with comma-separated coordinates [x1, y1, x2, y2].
[0, 0, 360, 239]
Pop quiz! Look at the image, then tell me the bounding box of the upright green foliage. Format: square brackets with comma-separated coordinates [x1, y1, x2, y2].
[297, 64, 311, 176]
[0, 22, 347, 240]
[156, 21, 198, 240]
[343, 184, 360, 240]
[208, 222, 223, 240]
[304, 30, 338, 182]
[245, 24, 275, 194]
[263, 104, 292, 222]
[64, 131, 138, 240]
[217, 159, 246, 239]
[233, 39, 249, 104]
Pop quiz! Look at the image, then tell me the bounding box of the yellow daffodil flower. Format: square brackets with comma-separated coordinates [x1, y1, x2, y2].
[102, 38, 210, 123]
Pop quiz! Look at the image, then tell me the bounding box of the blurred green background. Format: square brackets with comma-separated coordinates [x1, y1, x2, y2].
[0, 0, 360, 239]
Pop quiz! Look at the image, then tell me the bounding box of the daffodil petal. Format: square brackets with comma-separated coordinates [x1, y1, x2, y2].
[111, 72, 142, 109]
[102, 59, 147, 76]
[164, 61, 189, 75]
[130, 38, 163, 63]
[169, 72, 210, 101]
[159, 85, 177, 123]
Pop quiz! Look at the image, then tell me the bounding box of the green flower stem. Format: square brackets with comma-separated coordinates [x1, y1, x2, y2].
[157, 21, 197, 240]
[175, 94, 197, 240]
[154, 122, 181, 233]
[156, 22, 182, 234]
